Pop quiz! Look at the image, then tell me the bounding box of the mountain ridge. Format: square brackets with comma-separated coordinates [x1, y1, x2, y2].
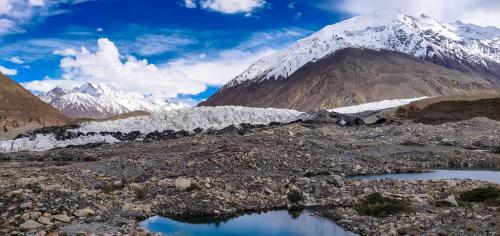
[201, 48, 495, 111]
[40, 83, 188, 119]
[0, 72, 69, 137]
[200, 11, 500, 110]
[221, 10, 499, 91]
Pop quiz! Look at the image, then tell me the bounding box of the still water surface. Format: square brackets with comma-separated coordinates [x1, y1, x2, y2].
[350, 170, 500, 184]
[141, 210, 357, 236]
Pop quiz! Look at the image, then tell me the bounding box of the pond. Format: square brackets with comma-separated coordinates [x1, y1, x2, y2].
[141, 210, 357, 236]
[350, 170, 500, 184]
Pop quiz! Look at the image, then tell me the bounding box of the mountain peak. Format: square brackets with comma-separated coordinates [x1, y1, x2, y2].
[224, 11, 500, 90]
[40, 83, 189, 119]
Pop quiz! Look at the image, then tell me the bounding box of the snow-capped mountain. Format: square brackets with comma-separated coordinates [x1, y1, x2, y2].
[224, 10, 500, 89]
[40, 83, 188, 119]
[200, 10, 500, 111]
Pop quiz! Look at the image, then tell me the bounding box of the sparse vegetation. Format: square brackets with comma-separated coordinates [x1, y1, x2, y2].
[493, 146, 500, 154]
[287, 189, 304, 204]
[101, 183, 114, 195]
[460, 186, 500, 206]
[355, 193, 414, 217]
[135, 188, 147, 200]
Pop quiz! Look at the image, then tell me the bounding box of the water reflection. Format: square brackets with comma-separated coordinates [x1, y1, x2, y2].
[141, 210, 357, 236]
[350, 170, 500, 184]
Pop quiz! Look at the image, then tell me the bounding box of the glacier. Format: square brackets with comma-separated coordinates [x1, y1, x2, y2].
[0, 99, 428, 153]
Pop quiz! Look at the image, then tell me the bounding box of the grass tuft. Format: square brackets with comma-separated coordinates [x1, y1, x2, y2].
[460, 186, 500, 206]
[355, 193, 414, 217]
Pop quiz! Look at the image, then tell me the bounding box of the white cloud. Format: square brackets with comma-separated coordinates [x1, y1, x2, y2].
[0, 0, 14, 14]
[22, 76, 80, 91]
[130, 34, 196, 56]
[0, 18, 18, 35]
[162, 28, 309, 86]
[184, 0, 266, 14]
[28, 0, 45, 7]
[0, 65, 18, 75]
[335, 0, 500, 28]
[184, 0, 196, 8]
[0, 0, 90, 37]
[165, 48, 277, 86]
[24, 38, 206, 98]
[53, 48, 78, 56]
[9, 56, 24, 64]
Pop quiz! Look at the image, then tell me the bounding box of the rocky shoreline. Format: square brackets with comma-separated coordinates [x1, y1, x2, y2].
[1, 115, 499, 235]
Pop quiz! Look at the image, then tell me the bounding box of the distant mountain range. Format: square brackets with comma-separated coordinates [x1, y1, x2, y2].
[40, 83, 188, 119]
[0, 72, 68, 136]
[200, 10, 500, 111]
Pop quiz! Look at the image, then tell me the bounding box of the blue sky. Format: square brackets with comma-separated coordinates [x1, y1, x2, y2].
[0, 0, 498, 102]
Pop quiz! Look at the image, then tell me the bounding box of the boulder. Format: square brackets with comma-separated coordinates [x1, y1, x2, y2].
[73, 207, 95, 218]
[53, 214, 71, 223]
[174, 177, 192, 191]
[20, 220, 43, 230]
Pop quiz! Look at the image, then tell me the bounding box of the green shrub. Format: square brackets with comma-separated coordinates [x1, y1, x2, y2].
[460, 186, 500, 206]
[355, 193, 413, 217]
[287, 189, 304, 204]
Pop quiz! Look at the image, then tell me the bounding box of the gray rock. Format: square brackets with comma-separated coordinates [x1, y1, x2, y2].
[328, 175, 345, 187]
[53, 214, 71, 223]
[174, 177, 192, 191]
[444, 195, 459, 207]
[20, 202, 33, 209]
[20, 220, 43, 230]
[73, 208, 95, 218]
[37, 216, 52, 225]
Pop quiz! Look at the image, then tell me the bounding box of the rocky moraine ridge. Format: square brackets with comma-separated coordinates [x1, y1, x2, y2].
[0, 111, 499, 235]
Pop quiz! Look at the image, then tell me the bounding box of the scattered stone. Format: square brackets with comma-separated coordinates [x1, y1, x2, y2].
[20, 220, 43, 230]
[20, 202, 33, 209]
[37, 216, 52, 225]
[73, 208, 95, 218]
[174, 177, 192, 191]
[53, 214, 71, 223]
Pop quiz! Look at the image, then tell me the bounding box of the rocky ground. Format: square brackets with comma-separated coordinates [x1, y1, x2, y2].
[0, 115, 499, 235]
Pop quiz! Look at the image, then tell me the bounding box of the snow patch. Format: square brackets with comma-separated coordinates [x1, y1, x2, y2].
[328, 97, 428, 114]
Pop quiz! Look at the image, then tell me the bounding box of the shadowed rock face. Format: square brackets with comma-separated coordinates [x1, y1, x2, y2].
[0, 73, 69, 135]
[200, 48, 498, 112]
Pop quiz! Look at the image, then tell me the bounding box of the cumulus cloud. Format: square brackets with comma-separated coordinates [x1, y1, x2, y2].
[184, 0, 266, 14]
[23, 38, 206, 98]
[333, 0, 500, 28]
[0, 65, 18, 75]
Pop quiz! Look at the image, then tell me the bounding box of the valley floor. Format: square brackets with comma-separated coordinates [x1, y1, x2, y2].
[0, 117, 499, 235]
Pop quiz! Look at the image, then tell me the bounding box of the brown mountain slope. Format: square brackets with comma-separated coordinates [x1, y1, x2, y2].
[200, 48, 497, 111]
[388, 90, 500, 124]
[0, 72, 69, 137]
